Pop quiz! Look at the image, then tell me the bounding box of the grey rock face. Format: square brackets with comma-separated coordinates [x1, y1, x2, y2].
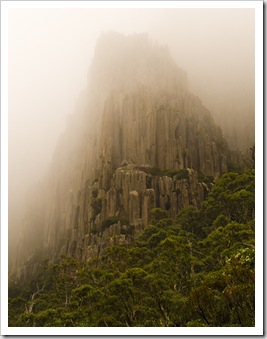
[56, 167, 208, 261]
[11, 32, 236, 281]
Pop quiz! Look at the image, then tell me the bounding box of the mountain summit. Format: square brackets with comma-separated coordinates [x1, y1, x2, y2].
[11, 33, 238, 280]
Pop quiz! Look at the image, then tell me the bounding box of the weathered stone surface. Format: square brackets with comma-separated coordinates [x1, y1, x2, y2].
[129, 190, 141, 224]
[11, 32, 244, 281]
[100, 88, 228, 178]
[106, 187, 117, 217]
[142, 189, 156, 226]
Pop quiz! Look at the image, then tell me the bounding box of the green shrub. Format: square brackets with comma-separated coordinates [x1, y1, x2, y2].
[227, 160, 242, 173]
[148, 167, 163, 176]
[102, 216, 130, 232]
[121, 224, 134, 236]
[102, 216, 120, 231]
[150, 208, 169, 224]
[197, 171, 214, 185]
[172, 169, 189, 180]
[148, 167, 189, 180]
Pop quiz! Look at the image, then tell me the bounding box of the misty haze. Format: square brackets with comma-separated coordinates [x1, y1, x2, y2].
[8, 7, 256, 329]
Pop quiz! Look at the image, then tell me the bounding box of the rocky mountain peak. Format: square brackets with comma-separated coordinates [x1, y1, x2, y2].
[89, 32, 188, 99]
[10, 32, 248, 282]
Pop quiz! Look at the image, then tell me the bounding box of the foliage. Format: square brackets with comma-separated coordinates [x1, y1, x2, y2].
[148, 167, 189, 180]
[171, 168, 189, 180]
[150, 208, 169, 224]
[227, 160, 242, 173]
[197, 171, 214, 186]
[9, 169, 255, 327]
[101, 216, 131, 234]
[101, 216, 120, 231]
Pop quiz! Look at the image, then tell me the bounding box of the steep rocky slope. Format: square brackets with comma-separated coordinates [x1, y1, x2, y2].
[11, 32, 241, 281]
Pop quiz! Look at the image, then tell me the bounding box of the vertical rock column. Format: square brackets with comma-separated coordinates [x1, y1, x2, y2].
[142, 188, 156, 226]
[129, 190, 141, 224]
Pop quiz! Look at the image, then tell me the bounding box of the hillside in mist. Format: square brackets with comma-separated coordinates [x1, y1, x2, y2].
[7, 22, 256, 328]
[8, 8, 255, 212]
[9, 31, 253, 280]
[8, 9, 255, 275]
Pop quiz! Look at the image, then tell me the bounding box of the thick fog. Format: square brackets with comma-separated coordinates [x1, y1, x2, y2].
[8, 8, 254, 253]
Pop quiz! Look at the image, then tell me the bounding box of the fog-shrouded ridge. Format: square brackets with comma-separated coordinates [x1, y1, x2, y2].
[8, 8, 254, 273]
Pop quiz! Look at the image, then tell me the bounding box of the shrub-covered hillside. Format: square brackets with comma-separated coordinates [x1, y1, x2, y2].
[9, 169, 255, 327]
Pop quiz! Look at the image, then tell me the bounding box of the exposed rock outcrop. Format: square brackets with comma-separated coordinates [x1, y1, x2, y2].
[10, 32, 241, 282]
[60, 165, 209, 261]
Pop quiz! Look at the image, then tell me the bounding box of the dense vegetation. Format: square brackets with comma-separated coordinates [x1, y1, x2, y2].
[9, 169, 255, 327]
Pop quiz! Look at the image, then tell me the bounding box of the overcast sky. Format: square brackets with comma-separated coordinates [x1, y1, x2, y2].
[8, 6, 255, 215]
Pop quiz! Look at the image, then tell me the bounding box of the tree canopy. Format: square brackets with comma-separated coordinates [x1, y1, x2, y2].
[9, 169, 255, 327]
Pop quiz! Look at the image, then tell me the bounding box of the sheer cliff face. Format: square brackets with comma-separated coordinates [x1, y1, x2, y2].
[12, 32, 232, 279]
[91, 33, 227, 186]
